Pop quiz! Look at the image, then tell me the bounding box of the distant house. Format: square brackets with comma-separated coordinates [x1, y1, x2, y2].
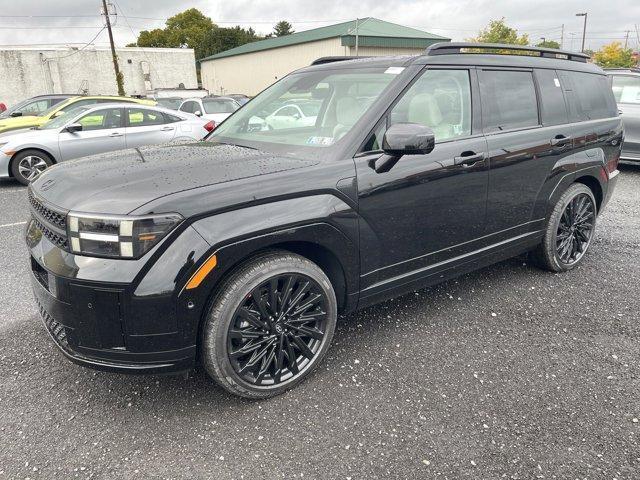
[0, 45, 198, 107]
[200, 17, 450, 96]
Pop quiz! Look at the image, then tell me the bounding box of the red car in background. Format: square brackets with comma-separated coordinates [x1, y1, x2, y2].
[0, 103, 6, 113]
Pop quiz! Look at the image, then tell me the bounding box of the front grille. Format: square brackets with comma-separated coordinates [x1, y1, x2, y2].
[28, 189, 68, 250]
[38, 302, 69, 349]
[28, 190, 66, 230]
[33, 217, 68, 249]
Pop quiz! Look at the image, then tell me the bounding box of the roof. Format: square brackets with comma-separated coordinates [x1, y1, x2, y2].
[200, 18, 449, 62]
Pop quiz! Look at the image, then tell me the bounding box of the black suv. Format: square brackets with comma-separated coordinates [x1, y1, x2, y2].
[26, 43, 622, 398]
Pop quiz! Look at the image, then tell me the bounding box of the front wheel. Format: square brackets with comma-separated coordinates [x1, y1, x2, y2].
[10, 149, 53, 185]
[201, 252, 337, 399]
[532, 183, 597, 272]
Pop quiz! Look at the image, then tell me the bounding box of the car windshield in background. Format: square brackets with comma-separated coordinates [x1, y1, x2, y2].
[38, 106, 91, 130]
[209, 67, 401, 151]
[203, 99, 239, 114]
[38, 99, 74, 117]
[157, 98, 183, 110]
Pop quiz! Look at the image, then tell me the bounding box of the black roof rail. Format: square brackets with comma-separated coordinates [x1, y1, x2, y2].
[310, 56, 371, 66]
[425, 42, 590, 63]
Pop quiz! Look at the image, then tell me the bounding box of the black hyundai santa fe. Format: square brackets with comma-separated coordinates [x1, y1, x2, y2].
[26, 43, 622, 398]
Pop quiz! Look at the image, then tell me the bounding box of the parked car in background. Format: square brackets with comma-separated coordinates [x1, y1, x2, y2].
[0, 95, 155, 135]
[156, 97, 184, 111]
[227, 94, 251, 106]
[178, 96, 240, 124]
[0, 103, 211, 184]
[607, 68, 640, 163]
[264, 101, 322, 130]
[0, 94, 73, 120]
[0, 102, 6, 113]
[148, 88, 209, 100]
[26, 43, 620, 399]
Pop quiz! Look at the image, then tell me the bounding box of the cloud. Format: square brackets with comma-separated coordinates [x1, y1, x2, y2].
[0, 0, 638, 51]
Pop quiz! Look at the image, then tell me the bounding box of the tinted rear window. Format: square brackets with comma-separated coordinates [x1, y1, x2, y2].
[558, 71, 617, 121]
[535, 69, 568, 126]
[479, 70, 539, 132]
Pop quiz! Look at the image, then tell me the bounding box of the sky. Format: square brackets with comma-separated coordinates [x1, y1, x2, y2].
[1, 0, 639, 53]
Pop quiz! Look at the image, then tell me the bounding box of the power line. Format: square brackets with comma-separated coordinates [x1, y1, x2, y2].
[45, 27, 106, 59]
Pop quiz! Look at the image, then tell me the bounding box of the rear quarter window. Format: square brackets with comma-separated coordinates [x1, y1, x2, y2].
[558, 71, 617, 121]
[535, 69, 569, 126]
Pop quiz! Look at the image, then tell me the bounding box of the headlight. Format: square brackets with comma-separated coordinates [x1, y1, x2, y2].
[67, 212, 183, 259]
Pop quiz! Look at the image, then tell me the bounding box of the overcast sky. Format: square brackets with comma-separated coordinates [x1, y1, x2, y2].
[1, 0, 639, 52]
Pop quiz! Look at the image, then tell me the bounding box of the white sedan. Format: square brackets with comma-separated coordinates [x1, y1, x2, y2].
[0, 103, 212, 185]
[178, 97, 241, 125]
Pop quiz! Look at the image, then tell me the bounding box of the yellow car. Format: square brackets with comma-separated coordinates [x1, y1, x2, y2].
[0, 96, 155, 134]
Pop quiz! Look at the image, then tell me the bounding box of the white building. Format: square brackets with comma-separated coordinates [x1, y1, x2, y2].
[0, 45, 198, 106]
[200, 18, 449, 96]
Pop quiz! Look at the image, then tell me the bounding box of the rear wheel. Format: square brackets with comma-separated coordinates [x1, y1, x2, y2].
[201, 252, 337, 399]
[532, 183, 597, 272]
[10, 150, 53, 185]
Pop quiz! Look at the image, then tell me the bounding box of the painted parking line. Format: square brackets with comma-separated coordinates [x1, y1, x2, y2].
[0, 221, 27, 228]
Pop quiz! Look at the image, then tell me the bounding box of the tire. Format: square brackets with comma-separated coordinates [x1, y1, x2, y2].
[532, 183, 597, 272]
[10, 149, 53, 185]
[201, 251, 337, 399]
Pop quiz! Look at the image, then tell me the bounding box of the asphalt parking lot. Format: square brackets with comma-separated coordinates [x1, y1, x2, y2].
[1, 167, 639, 480]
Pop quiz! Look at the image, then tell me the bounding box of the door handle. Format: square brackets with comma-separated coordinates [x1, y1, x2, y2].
[161, 126, 174, 131]
[454, 151, 486, 167]
[550, 134, 572, 147]
[109, 132, 123, 137]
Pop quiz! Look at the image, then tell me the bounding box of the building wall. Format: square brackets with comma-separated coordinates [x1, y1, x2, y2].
[200, 39, 426, 96]
[0, 47, 198, 107]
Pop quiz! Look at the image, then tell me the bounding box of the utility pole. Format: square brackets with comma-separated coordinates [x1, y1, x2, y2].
[102, 0, 125, 96]
[354, 18, 359, 57]
[624, 30, 631, 49]
[560, 24, 564, 49]
[576, 12, 588, 53]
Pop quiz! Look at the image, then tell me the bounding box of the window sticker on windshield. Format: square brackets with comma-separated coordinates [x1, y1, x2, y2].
[306, 136, 334, 146]
[385, 67, 405, 75]
[554, 78, 561, 87]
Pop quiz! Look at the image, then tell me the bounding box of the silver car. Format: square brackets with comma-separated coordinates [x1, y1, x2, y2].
[608, 68, 640, 163]
[0, 103, 212, 184]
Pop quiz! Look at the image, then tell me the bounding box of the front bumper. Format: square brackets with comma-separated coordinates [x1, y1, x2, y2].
[0, 150, 10, 178]
[26, 210, 212, 375]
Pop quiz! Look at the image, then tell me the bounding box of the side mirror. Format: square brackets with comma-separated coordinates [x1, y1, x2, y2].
[64, 123, 83, 133]
[194, 110, 202, 117]
[10, 112, 23, 117]
[369, 123, 436, 173]
[292, 112, 301, 120]
[53, 110, 65, 118]
[382, 123, 435, 157]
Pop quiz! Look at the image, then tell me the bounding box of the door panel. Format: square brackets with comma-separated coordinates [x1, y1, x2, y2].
[619, 103, 640, 158]
[58, 108, 125, 161]
[125, 108, 177, 148]
[357, 137, 489, 290]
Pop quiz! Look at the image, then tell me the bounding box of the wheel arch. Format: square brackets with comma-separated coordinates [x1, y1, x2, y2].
[8, 147, 56, 178]
[574, 174, 603, 212]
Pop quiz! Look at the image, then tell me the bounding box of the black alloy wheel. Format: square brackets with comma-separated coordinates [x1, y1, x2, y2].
[532, 182, 598, 272]
[228, 273, 329, 386]
[201, 252, 337, 399]
[555, 192, 596, 266]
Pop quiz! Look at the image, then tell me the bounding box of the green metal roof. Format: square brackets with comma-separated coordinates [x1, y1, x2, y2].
[200, 18, 450, 62]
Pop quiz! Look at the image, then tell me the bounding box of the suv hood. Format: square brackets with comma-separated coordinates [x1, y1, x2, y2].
[30, 142, 318, 215]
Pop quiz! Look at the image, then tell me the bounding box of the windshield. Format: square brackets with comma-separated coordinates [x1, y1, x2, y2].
[157, 98, 183, 110]
[203, 99, 239, 114]
[38, 98, 74, 118]
[209, 66, 400, 151]
[39, 106, 91, 130]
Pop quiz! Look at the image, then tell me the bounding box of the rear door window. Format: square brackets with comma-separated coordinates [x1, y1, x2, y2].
[127, 108, 166, 127]
[610, 75, 640, 104]
[479, 70, 540, 132]
[558, 71, 617, 121]
[535, 69, 568, 126]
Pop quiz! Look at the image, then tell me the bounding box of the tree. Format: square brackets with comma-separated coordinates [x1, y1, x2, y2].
[201, 26, 264, 58]
[273, 21, 295, 37]
[592, 42, 636, 68]
[470, 18, 529, 45]
[537, 40, 561, 49]
[130, 8, 216, 61]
